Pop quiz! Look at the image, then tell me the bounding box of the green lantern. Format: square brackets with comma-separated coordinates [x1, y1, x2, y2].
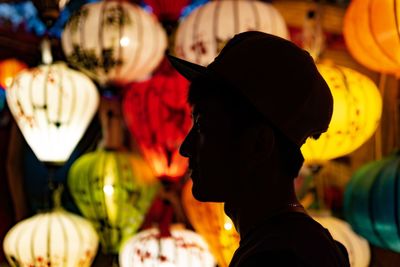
[344, 152, 400, 252]
[68, 150, 159, 254]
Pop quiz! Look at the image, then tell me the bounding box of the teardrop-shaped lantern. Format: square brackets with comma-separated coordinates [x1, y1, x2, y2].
[122, 59, 192, 182]
[343, 0, 400, 75]
[174, 0, 289, 66]
[0, 58, 27, 89]
[312, 214, 371, 267]
[68, 150, 159, 254]
[62, 0, 167, 86]
[344, 152, 400, 253]
[6, 62, 99, 164]
[181, 180, 239, 267]
[301, 63, 382, 163]
[3, 209, 99, 267]
[119, 225, 215, 267]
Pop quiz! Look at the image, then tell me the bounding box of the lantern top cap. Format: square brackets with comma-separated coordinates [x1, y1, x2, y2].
[168, 31, 333, 147]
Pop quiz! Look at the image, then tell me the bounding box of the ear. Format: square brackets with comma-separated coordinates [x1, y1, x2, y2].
[238, 125, 275, 163]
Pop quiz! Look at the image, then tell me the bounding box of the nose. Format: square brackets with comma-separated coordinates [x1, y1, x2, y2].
[179, 128, 195, 158]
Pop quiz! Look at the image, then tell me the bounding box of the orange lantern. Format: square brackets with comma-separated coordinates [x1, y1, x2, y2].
[343, 0, 400, 74]
[0, 59, 27, 89]
[181, 180, 239, 267]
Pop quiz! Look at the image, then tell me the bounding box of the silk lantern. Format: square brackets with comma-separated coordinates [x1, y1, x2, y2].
[0, 59, 27, 89]
[182, 180, 239, 267]
[119, 225, 215, 267]
[123, 59, 192, 181]
[313, 214, 370, 267]
[68, 150, 159, 254]
[144, 0, 189, 21]
[174, 0, 289, 66]
[6, 62, 99, 164]
[344, 152, 400, 253]
[3, 209, 99, 267]
[62, 0, 167, 86]
[301, 63, 382, 163]
[343, 0, 400, 75]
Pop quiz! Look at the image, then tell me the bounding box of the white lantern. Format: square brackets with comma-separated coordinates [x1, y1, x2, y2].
[174, 0, 289, 66]
[6, 62, 99, 164]
[62, 0, 167, 85]
[119, 226, 215, 267]
[3, 209, 99, 267]
[313, 214, 371, 267]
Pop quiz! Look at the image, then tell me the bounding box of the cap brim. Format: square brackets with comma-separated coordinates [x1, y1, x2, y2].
[167, 54, 207, 81]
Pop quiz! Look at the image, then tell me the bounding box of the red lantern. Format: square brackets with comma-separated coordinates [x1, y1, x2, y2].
[0, 59, 27, 89]
[122, 58, 191, 182]
[144, 0, 189, 21]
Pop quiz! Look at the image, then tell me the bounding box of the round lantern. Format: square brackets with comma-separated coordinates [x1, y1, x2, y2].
[62, 0, 167, 86]
[181, 180, 239, 267]
[3, 209, 99, 267]
[174, 0, 289, 66]
[343, 0, 400, 75]
[6, 62, 99, 164]
[68, 150, 159, 254]
[312, 214, 371, 267]
[119, 225, 215, 267]
[0, 58, 27, 89]
[344, 152, 400, 253]
[301, 63, 382, 163]
[122, 59, 192, 181]
[144, 0, 189, 21]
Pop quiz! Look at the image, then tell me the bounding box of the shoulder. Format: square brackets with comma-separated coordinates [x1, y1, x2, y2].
[239, 250, 307, 267]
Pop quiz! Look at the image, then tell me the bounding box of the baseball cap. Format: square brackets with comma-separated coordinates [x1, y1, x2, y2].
[168, 31, 333, 147]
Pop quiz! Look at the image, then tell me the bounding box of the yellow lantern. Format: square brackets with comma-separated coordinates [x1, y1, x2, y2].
[181, 180, 239, 267]
[3, 209, 99, 267]
[301, 63, 382, 163]
[0, 59, 27, 89]
[343, 0, 400, 74]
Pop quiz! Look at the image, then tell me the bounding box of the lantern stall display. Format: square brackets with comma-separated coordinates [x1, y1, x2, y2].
[62, 0, 167, 86]
[119, 225, 215, 267]
[6, 62, 99, 164]
[312, 214, 371, 267]
[343, 0, 400, 75]
[68, 150, 159, 254]
[0, 58, 27, 89]
[301, 63, 382, 163]
[181, 180, 239, 267]
[122, 59, 192, 182]
[3, 208, 99, 267]
[344, 152, 400, 253]
[174, 0, 289, 66]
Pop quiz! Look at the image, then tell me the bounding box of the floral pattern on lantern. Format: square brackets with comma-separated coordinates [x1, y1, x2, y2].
[6, 62, 99, 164]
[182, 180, 239, 267]
[301, 63, 382, 163]
[343, 0, 400, 75]
[3, 209, 99, 267]
[68, 150, 159, 254]
[344, 152, 400, 253]
[313, 214, 371, 267]
[0, 58, 27, 89]
[122, 59, 192, 181]
[62, 0, 167, 86]
[174, 0, 289, 66]
[119, 225, 215, 267]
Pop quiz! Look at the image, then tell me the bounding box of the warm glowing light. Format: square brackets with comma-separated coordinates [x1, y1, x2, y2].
[120, 36, 130, 47]
[224, 222, 233, 231]
[0, 58, 27, 89]
[103, 184, 114, 195]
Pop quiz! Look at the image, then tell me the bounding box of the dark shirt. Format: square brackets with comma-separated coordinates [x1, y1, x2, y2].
[229, 211, 350, 267]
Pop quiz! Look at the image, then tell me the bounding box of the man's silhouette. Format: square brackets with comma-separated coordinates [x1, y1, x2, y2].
[169, 31, 350, 267]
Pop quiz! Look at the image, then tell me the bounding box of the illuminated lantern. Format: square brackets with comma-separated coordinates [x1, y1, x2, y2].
[174, 0, 289, 66]
[6, 62, 99, 164]
[301, 63, 382, 163]
[3, 209, 98, 267]
[0, 59, 27, 89]
[122, 59, 192, 181]
[344, 152, 400, 253]
[62, 0, 167, 86]
[119, 225, 215, 267]
[181, 180, 239, 267]
[313, 214, 370, 267]
[343, 0, 400, 75]
[144, 0, 189, 21]
[68, 150, 159, 254]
